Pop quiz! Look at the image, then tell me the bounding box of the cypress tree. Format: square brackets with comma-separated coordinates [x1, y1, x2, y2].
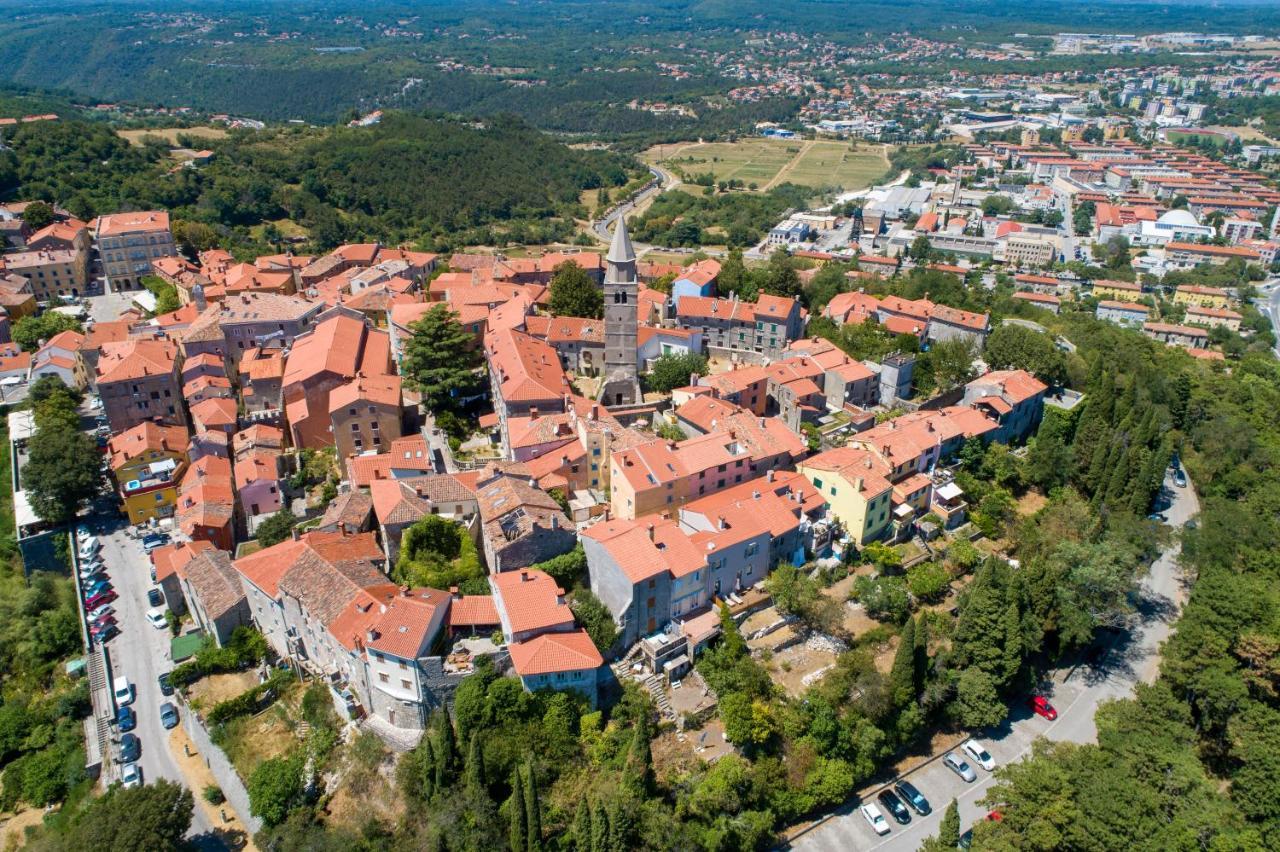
[889, 615, 917, 707]
[939, 799, 961, 847]
[590, 797, 609, 852]
[465, 732, 485, 796]
[508, 769, 527, 852]
[523, 762, 541, 852]
[913, 613, 930, 693]
[572, 800, 591, 851]
[1103, 446, 1131, 505]
[438, 710, 459, 781]
[1001, 599, 1023, 686]
[606, 794, 633, 852]
[622, 720, 653, 796]
[421, 737, 438, 800]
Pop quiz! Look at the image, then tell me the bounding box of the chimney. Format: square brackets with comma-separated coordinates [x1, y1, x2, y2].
[752, 489, 760, 499]
[402, 585, 411, 597]
[366, 629, 378, 642]
[667, 440, 677, 450]
[646, 522, 655, 541]
[717, 515, 727, 530]
[337, 521, 346, 536]
[520, 570, 530, 582]
[766, 469, 775, 483]
[550, 514, 559, 530]
[291, 526, 300, 541]
[529, 406, 538, 420]
[590, 404, 599, 421]
[449, 586, 461, 600]
[854, 476, 863, 492]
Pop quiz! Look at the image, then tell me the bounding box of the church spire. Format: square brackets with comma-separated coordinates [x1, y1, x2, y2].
[607, 215, 636, 265]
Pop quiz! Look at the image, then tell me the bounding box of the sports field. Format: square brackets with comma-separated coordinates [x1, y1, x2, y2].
[644, 138, 891, 192]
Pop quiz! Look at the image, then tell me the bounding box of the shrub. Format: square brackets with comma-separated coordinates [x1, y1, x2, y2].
[203, 784, 225, 805]
[852, 575, 911, 623]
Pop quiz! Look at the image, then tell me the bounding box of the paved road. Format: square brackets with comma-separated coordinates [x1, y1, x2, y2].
[86, 520, 216, 841]
[593, 164, 679, 245]
[790, 470, 1197, 851]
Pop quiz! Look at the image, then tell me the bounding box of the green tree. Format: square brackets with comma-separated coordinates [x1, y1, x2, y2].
[927, 337, 978, 390]
[11, 312, 81, 352]
[644, 351, 708, 394]
[953, 668, 1006, 729]
[548, 261, 603, 319]
[523, 761, 542, 852]
[247, 755, 303, 828]
[254, 509, 298, 548]
[590, 796, 609, 852]
[50, 780, 193, 852]
[20, 201, 55, 231]
[28, 374, 82, 410]
[762, 249, 801, 298]
[570, 588, 619, 654]
[402, 304, 483, 413]
[508, 766, 527, 852]
[465, 733, 485, 796]
[940, 799, 961, 847]
[906, 561, 951, 604]
[909, 234, 933, 261]
[531, 543, 586, 589]
[23, 426, 100, 524]
[889, 616, 917, 707]
[983, 323, 1067, 386]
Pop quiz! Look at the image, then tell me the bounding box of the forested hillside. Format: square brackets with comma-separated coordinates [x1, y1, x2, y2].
[0, 112, 640, 252]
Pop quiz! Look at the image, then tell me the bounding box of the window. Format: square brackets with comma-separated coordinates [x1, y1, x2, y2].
[812, 477, 824, 490]
[401, 679, 411, 689]
[379, 673, 389, 683]
[351, 423, 360, 432]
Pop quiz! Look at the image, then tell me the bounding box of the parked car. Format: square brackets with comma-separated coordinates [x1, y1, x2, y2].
[85, 590, 118, 610]
[1173, 468, 1187, 488]
[1147, 512, 1168, 523]
[987, 810, 1004, 821]
[147, 587, 164, 607]
[95, 625, 120, 643]
[959, 828, 974, 849]
[943, 751, 977, 782]
[119, 733, 140, 763]
[146, 608, 168, 630]
[893, 779, 931, 816]
[77, 536, 100, 559]
[88, 604, 114, 621]
[159, 702, 179, 730]
[120, 762, 142, 788]
[141, 533, 170, 553]
[1028, 695, 1058, 720]
[113, 676, 134, 707]
[116, 706, 136, 732]
[963, 739, 996, 772]
[84, 580, 112, 598]
[90, 616, 117, 633]
[158, 672, 174, 696]
[877, 788, 912, 825]
[1183, 518, 1198, 530]
[860, 803, 891, 836]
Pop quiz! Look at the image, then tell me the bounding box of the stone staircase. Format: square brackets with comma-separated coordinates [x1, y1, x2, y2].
[642, 674, 676, 722]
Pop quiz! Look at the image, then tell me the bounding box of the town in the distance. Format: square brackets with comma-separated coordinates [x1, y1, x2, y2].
[0, 4, 1276, 852]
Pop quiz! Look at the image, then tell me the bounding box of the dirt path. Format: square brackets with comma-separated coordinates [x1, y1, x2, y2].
[169, 727, 258, 851]
[761, 138, 817, 191]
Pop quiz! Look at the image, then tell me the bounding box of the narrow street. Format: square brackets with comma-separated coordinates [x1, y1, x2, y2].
[789, 469, 1197, 851]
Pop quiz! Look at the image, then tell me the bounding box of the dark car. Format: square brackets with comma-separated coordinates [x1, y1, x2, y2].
[158, 672, 174, 696]
[959, 828, 974, 849]
[119, 733, 140, 763]
[147, 588, 164, 607]
[893, 779, 931, 816]
[116, 706, 136, 732]
[1173, 469, 1187, 488]
[876, 788, 912, 825]
[96, 624, 121, 643]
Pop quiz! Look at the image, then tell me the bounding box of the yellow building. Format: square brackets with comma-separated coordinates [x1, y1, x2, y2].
[797, 447, 895, 545]
[1091, 279, 1144, 302]
[1173, 284, 1231, 309]
[106, 422, 190, 524]
[1061, 126, 1084, 143]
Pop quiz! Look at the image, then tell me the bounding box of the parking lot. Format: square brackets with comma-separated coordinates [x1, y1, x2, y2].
[76, 519, 214, 838]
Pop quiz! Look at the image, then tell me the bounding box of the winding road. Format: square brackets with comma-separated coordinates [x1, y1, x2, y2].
[789, 469, 1197, 851]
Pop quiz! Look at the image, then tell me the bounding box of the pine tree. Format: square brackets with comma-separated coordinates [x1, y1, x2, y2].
[954, 562, 1008, 677]
[523, 762, 541, 852]
[939, 799, 961, 847]
[1085, 432, 1114, 494]
[572, 800, 591, 851]
[508, 768, 527, 852]
[465, 733, 485, 796]
[402, 304, 482, 412]
[1103, 446, 1131, 506]
[590, 797, 609, 852]
[889, 615, 917, 707]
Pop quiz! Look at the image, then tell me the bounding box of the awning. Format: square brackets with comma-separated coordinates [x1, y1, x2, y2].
[935, 482, 964, 501]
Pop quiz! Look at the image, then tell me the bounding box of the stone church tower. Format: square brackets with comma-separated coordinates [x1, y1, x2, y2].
[599, 216, 641, 407]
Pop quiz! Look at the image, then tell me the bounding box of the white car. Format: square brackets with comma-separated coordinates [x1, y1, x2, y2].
[88, 604, 114, 621]
[963, 738, 996, 772]
[861, 803, 891, 836]
[146, 608, 168, 630]
[120, 762, 142, 788]
[77, 536, 101, 559]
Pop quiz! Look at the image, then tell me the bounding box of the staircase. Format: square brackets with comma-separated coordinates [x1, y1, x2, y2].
[642, 674, 676, 721]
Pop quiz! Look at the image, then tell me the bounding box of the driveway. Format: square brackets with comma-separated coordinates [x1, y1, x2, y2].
[789, 469, 1198, 850]
[87, 519, 218, 842]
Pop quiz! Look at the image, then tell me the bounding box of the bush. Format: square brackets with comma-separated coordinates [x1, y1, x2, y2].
[906, 561, 951, 604]
[531, 544, 586, 589]
[852, 575, 911, 623]
[203, 784, 225, 805]
[206, 669, 294, 726]
[255, 509, 299, 548]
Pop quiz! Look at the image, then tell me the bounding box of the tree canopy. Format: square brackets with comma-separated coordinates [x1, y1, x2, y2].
[402, 304, 484, 414]
[547, 260, 603, 319]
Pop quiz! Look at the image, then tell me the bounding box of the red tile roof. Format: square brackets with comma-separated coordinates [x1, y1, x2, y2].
[508, 629, 602, 676]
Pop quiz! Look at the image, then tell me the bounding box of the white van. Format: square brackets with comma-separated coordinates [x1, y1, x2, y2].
[112, 676, 134, 707]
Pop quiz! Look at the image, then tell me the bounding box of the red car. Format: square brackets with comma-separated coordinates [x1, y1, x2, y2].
[987, 810, 1004, 822]
[1029, 695, 1058, 720]
[84, 590, 118, 610]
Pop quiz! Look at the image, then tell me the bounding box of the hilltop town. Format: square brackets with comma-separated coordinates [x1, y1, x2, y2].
[0, 4, 1278, 852]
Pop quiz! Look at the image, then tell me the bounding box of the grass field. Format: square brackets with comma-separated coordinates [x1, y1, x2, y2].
[118, 126, 228, 147]
[644, 138, 890, 192]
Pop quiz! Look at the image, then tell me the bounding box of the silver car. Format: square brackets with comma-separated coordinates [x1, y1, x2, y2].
[944, 750, 977, 782]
